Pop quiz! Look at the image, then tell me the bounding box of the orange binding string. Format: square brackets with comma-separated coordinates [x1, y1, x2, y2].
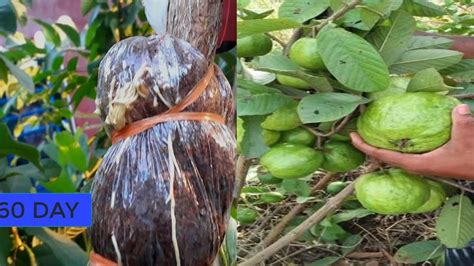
[89, 252, 118, 266]
[111, 64, 226, 144]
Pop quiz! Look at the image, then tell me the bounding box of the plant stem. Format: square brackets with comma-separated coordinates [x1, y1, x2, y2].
[314, 0, 362, 32]
[240, 162, 379, 265]
[283, 28, 304, 56]
[234, 155, 251, 200]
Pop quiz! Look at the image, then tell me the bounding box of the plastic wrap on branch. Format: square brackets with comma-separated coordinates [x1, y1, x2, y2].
[91, 34, 236, 265]
[142, 0, 222, 62]
[95, 34, 235, 135]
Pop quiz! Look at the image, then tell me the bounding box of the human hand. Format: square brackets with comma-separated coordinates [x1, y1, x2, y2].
[350, 104, 474, 180]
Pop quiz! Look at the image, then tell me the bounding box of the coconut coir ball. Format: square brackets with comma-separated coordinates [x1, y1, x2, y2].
[91, 34, 236, 265]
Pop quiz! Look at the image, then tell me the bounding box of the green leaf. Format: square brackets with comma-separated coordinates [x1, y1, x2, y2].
[24, 228, 88, 266]
[55, 23, 81, 47]
[81, 0, 97, 15]
[54, 131, 88, 172]
[407, 36, 453, 50]
[407, 68, 457, 92]
[34, 19, 61, 47]
[237, 79, 293, 116]
[0, 54, 35, 92]
[278, 0, 329, 23]
[281, 179, 311, 197]
[436, 195, 474, 249]
[440, 59, 474, 82]
[238, 90, 293, 116]
[306, 256, 340, 266]
[317, 26, 390, 92]
[332, 208, 373, 223]
[241, 9, 275, 20]
[253, 54, 332, 91]
[237, 19, 300, 38]
[0, 227, 12, 264]
[341, 234, 363, 255]
[298, 93, 370, 123]
[240, 116, 269, 158]
[0, 0, 17, 34]
[366, 10, 416, 65]
[331, 0, 401, 31]
[390, 49, 463, 74]
[394, 240, 445, 263]
[401, 0, 446, 17]
[0, 123, 42, 170]
[40, 169, 76, 193]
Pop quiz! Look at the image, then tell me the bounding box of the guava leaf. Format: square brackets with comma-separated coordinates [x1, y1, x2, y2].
[25, 227, 88, 266]
[390, 49, 463, 74]
[401, 0, 446, 17]
[237, 79, 293, 116]
[316, 25, 390, 92]
[341, 234, 363, 255]
[407, 68, 459, 92]
[281, 179, 311, 197]
[436, 195, 474, 249]
[278, 0, 329, 23]
[331, 0, 401, 31]
[440, 59, 474, 82]
[366, 10, 416, 65]
[0, 54, 35, 93]
[237, 19, 300, 38]
[0, 123, 42, 170]
[298, 93, 370, 123]
[332, 209, 373, 223]
[394, 240, 445, 263]
[253, 54, 333, 91]
[240, 116, 269, 158]
[307, 256, 341, 266]
[240, 9, 274, 20]
[407, 36, 453, 50]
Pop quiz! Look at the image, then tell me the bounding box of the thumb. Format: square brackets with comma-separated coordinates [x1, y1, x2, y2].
[451, 104, 474, 139]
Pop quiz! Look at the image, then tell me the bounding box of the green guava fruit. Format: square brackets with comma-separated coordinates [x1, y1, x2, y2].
[236, 208, 258, 224]
[260, 143, 324, 179]
[411, 180, 447, 214]
[258, 174, 282, 184]
[237, 34, 273, 58]
[326, 181, 349, 195]
[263, 129, 281, 146]
[357, 92, 460, 153]
[280, 127, 316, 146]
[367, 76, 410, 100]
[261, 101, 302, 131]
[276, 74, 311, 90]
[237, 117, 244, 152]
[288, 37, 325, 71]
[321, 141, 366, 172]
[355, 168, 431, 215]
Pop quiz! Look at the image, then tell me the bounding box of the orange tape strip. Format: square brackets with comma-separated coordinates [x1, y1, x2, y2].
[111, 64, 225, 144]
[112, 112, 226, 144]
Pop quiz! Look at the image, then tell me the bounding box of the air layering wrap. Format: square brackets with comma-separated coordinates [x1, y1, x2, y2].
[90, 34, 236, 265]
